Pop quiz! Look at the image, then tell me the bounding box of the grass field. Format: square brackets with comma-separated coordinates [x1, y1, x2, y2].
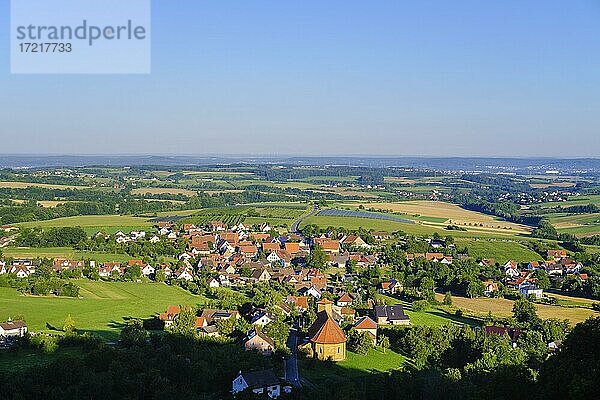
[455, 239, 541, 263]
[435, 294, 598, 325]
[1, 247, 133, 263]
[300, 348, 406, 384]
[0, 181, 90, 190]
[0, 281, 205, 340]
[16, 215, 154, 235]
[547, 212, 600, 236]
[0, 348, 84, 372]
[131, 187, 197, 197]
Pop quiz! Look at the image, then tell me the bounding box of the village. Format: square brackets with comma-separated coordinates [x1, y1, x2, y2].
[0, 215, 594, 398]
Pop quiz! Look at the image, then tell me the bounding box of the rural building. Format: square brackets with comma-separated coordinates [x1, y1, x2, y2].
[374, 305, 410, 325]
[0, 320, 28, 338]
[232, 369, 281, 398]
[243, 328, 275, 356]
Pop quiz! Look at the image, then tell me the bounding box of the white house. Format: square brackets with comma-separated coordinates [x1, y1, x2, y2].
[208, 278, 220, 288]
[175, 267, 194, 281]
[232, 369, 281, 398]
[503, 260, 520, 278]
[250, 310, 273, 327]
[12, 265, 31, 278]
[519, 283, 543, 299]
[149, 235, 161, 244]
[141, 264, 155, 277]
[0, 320, 28, 338]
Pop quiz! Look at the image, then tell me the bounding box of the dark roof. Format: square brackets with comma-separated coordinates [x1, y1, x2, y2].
[0, 320, 27, 330]
[374, 305, 409, 321]
[241, 369, 280, 388]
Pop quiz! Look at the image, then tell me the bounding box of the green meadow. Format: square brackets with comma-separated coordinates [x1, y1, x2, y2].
[16, 215, 154, 235]
[0, 280, 205, 340]
[455, 239, 542, 263]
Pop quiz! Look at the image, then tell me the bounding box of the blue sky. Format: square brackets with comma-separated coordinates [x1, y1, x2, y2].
[1, 0, 599, 156]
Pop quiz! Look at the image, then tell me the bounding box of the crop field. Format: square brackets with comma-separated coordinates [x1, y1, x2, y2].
[318, 208, 415, 224]
[301, 214, 528, 239]
[454, 239, 542, 263]
[1, 247, 133, 263]
[340, 201, 531, 232]
[16, 215, 154, 235]
[434, 294, 598, 325]
[300, 215, 432, 234]
[546, 213, 600, 236]
[534, 194, 600, 209]
[131, 187, 197, 197]
[182, 206, 306, 228]
[0, 281, 205, 340]
[0, 181, 90, 190]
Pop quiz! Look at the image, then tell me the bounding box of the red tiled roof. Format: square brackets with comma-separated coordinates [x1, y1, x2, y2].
[308, 311, 346, 344]
[355, 316, 377, 330]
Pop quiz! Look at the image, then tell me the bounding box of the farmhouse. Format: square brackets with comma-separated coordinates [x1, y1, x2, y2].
[0, 320, 28, 338]
[52, 258, 84, 272]
[341, 235, 370, 248]
[243, 328, 275, 356]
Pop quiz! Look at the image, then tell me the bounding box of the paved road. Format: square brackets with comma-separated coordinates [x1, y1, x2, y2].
[291, 204, 319, 234]
[284, 328, 301, 387]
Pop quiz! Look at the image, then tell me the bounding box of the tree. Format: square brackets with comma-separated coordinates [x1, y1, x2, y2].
[466, 280, 484, 298]
[119, 319, 148, 347]
[262, 320, 291, 347]
[350, 331, 374, 355]
[443, 291, 453, 306]
[155, 269, 166, 282]
[306, 244, 329, 271]
[170, 307, 196, 336]
[518, 330, 548, 368]
[534, 270, 551, 290]
[542, 318, 570, 342]
[538, 317, 600, 399]
[512, 297, 541, 327]
[63, 314, 76, 333]
[419, 277, 435, 301]
[378, 334, 390, 353]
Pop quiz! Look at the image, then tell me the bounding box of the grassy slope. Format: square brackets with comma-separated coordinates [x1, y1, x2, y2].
[300, 349, 407, 384]
[455, 239, 542, 263]
[0, 280, 205, 340]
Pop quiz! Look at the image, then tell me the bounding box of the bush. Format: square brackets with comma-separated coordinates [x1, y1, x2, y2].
[412, 300, 429, 312]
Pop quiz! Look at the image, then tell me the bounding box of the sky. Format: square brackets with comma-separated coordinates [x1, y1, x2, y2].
[0, 0, 599, 157]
